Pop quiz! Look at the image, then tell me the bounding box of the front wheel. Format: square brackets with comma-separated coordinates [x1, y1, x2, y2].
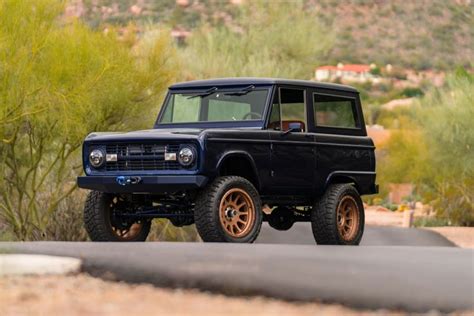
[311, 184, 364, 245]
[194, 176, 263, 243]
[84, 191, 151, 242]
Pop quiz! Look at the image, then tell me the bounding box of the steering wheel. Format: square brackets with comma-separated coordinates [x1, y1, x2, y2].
[242, 112, 262, 120]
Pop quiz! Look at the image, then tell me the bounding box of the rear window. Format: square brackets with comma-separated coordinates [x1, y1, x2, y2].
[313, 94, 358, 128]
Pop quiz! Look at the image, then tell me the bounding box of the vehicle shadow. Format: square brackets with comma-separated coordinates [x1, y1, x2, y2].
[256, 223, 456, 247]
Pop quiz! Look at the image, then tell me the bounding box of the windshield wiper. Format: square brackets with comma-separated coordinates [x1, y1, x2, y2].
[186, 87, 218, 99]
[224, 85, 255, 96]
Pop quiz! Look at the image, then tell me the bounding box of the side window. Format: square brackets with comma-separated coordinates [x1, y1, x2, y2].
[313, 93, 358, 129]
[280, 88, 306, 131]
[161, 94, 200, 123]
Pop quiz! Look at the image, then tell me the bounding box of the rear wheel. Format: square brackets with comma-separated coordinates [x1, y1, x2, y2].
[311, 184, 364, 245]
[84, 191, 151, 242]
[194, 176, 262, 243]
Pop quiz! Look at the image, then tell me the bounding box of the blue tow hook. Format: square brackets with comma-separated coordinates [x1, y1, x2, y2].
[116, 176, 142, 186]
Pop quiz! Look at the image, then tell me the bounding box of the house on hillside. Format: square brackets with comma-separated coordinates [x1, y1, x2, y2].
[315, 63, 378, 83]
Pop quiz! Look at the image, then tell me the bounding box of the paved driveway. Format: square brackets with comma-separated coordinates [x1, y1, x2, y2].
[1, 225, 472, 313]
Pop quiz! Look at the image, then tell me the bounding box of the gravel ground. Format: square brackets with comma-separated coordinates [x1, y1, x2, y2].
[425, 227, 474, 248]
[0, 274, 413, 316]
[365, 207, 405, 227]
[365, 208, 474, 248]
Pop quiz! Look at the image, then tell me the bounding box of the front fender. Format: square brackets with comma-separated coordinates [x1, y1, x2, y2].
[215, 151, 261, 189]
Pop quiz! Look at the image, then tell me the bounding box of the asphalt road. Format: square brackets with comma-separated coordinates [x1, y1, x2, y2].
[1, 225, 472, 313]
[257, 223, 457, 246]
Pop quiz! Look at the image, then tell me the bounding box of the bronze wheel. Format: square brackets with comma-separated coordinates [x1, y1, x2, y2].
[219, 188, 256, 238]
[110, 222, 145, 241]
[336, 196, 360, 242]
[108, 196, 147, 241]
[194, 176, 263, 243]
[84, 191, 151, 242]
[311, 184, 364, 245]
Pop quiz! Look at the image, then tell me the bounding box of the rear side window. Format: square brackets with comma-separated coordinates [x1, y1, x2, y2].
[313, 94, 358, 129]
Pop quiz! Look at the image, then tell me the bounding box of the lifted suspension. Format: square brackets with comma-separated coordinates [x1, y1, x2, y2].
[117, 201, 195, 227]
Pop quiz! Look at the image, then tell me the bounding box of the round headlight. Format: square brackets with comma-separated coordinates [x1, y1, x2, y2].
[178, 147, 195, 167]
[89, 149, 105, 168]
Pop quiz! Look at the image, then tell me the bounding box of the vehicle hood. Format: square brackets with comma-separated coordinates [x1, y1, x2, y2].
[84, 128, 204, 142]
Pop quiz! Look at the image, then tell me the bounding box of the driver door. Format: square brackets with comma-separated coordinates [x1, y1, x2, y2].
[267, 87, 315, 194]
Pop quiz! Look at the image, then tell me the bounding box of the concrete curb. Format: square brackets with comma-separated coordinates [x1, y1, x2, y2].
[0, 254, 81, 276]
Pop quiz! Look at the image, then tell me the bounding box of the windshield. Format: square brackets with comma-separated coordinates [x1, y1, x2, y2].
[159, 88, 269, 123]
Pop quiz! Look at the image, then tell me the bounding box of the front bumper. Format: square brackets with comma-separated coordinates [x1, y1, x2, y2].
[77, 175, 208, 193]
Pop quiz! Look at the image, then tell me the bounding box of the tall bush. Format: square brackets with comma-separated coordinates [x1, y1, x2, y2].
[379, 70, 474, 225]
[0, 0, 178, 240]
[377, 130, 429, 186]
[179, 0, 333, 79]
[416, 70, 474, 225]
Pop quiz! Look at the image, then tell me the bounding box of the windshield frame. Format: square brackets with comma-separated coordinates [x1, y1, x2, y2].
[154, 85, 274, 129]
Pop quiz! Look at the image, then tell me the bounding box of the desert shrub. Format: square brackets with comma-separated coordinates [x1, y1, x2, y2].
[402, 87, 424, 98]
[148, 220, 200, 242]
[0, 0, 178, 240]
[42, 191, 89, 241]
[377, 70, 474, 226]
[370, 66, 381, 76]
[377, 130, 429, 184]
[375, 107, 417, 129]
[413, 217, 451, 228]
[384, 203, 399, 212]
[414, 69, 474, 226]
[179, 0, 333, 79]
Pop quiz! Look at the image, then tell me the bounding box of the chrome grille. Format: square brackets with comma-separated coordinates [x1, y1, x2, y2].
[102, 143, 182, 171]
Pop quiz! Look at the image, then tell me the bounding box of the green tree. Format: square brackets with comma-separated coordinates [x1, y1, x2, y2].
[179, 1, 333, 80]
[0, 0, 178, 240]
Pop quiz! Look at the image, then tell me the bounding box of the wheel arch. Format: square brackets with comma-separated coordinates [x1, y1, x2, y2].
[216, 151, 260, 190]
[324, 172, 361, 193]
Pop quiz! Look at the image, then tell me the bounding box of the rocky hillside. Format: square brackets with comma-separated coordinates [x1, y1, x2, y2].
[311, 0, 473, 70]
[67, 0, 473, 70]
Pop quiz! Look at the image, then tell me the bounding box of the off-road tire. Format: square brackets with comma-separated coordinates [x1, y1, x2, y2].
[311, 184, 365, 245]
[194, 176, 263, 243]
[84, 191, 151, 242]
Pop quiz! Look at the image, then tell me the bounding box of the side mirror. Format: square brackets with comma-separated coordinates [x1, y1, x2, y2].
[283, 122, 303, 135]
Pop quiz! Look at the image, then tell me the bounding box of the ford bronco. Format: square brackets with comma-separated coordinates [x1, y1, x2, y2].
[78, 78, 377, 244]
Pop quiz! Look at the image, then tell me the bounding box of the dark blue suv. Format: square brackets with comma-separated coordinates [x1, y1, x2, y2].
[78, 78, 377, 244]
